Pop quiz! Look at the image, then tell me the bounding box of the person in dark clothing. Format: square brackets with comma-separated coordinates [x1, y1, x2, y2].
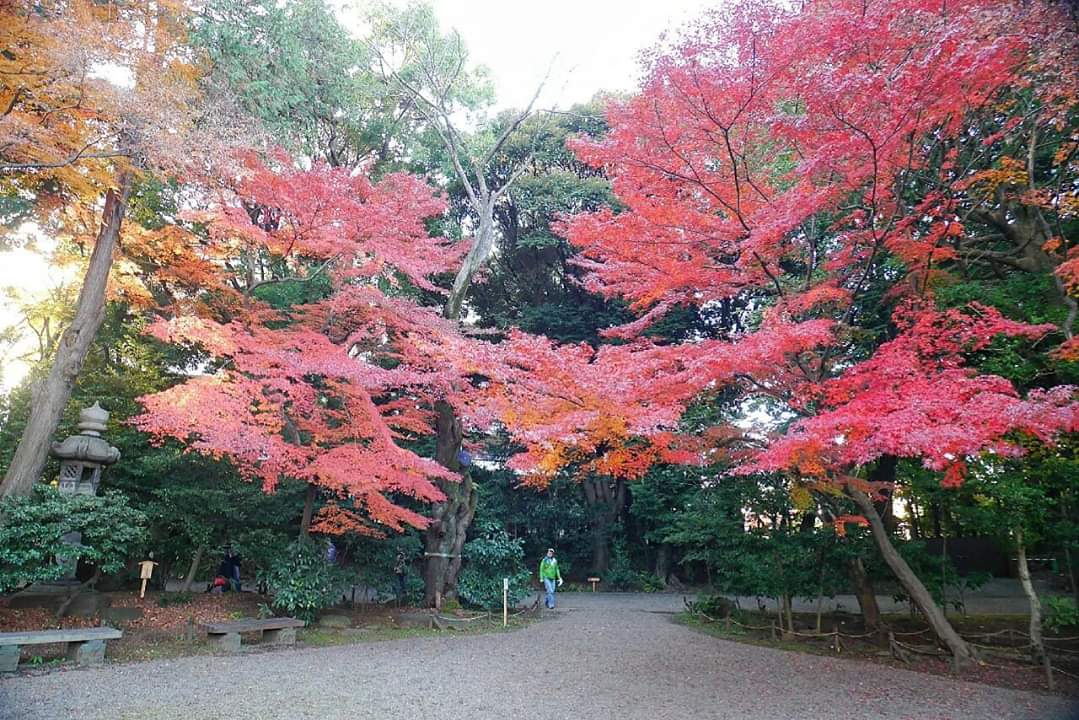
[224, 547, 241, 591]
[394, 549, 408, 602]
[207, 547, 242, 593]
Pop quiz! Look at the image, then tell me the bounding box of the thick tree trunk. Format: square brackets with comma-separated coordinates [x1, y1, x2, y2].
[423, 400, 476, 606]
[590, 524, 611, 576]
[849, 557, 882, 630]
[850, 488, 976, 666]
[419, 198, 493, 605]
[180, 544, 206, 593]
[299, 482, 316, 538]
[1, 175, 132, 499]
[1015, 528, 1052, 688]
[582, 475, 625, 575]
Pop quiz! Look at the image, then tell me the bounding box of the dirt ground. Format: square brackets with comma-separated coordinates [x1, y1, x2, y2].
[0, 591, 451, 665]
[683, 607, 1079, 698]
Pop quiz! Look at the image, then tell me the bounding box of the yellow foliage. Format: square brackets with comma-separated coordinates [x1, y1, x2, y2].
[789, 484, 814, 511]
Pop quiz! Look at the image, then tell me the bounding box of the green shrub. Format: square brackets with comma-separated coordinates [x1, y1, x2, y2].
[0, 487, 147, 592]
[691, 594, 737, 617]
[344, 533, 422, 601]
[257, 539, 347, 622]
[457, 523, 532, 610]
[1045, 596, 1079, 633]
[233, 529, 292, 582]
[604, 537, 661, 591]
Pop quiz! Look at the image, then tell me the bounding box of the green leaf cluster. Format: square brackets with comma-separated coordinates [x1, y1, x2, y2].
[0, 487, 147, 592]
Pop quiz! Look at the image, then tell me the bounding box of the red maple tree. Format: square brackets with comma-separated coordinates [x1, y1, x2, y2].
[133, 154, 480, 536]
[554, 0, 1079, 495]
[484, 0, 1078, 661]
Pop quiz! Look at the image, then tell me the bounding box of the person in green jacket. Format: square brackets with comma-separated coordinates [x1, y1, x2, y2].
[539, 548, 563, 609]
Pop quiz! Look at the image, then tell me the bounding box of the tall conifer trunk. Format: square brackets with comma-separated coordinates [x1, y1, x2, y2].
[1, 175, 132, 499]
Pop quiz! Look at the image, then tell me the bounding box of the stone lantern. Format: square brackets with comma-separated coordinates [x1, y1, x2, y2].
[51, 402, 121, 497]
[49, 402, 120, 582]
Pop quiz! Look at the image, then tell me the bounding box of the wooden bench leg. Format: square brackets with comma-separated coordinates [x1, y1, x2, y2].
[66, 640, 106, 666]
[209, 633, 241, 652]
[262, 627, 296, 646]
[0, 645, 19, 672]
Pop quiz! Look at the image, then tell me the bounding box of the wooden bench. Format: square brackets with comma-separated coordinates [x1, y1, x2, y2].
[0, 627, 123, 672]
[203, 617, 305, 651]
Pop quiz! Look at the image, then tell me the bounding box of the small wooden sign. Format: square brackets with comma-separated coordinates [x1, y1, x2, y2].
[138, 559, 158, 599]
[587, 576, 601, 592]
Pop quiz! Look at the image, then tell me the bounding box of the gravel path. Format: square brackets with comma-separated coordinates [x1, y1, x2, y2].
[1, 593, 1075, 720]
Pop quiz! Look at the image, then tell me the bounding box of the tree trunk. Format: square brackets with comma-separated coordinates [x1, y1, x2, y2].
[423, 400, 476, 606]
[654, 543, 672, 587]
[180, 544, 206, 594]
[871, 455, 899, 533]
[940, 534, 948, 612]
[445, 201, 495, 321]
[850, 488, 975, 666]
[299, 482, 316, 538]
[590, 523, 611, 576]
[419, 197, 492, 605]
[908, 497, 922, 540]
[582, 475, 624, 575]
[1, 175, 133, 499]
[849, 556, 882, 630]
[1015, 527, 1052, 688]
[56, 567, 101, 618]
[814, 552, 826, 633]
[1064, 544, 1079, 606]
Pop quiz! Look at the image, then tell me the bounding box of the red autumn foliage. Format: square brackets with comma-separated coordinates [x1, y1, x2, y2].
[133, 155, 480, 535]
[491, 0, 1079, 500]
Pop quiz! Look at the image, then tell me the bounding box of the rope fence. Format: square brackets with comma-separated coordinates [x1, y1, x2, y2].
[688, 602, 1076, 691]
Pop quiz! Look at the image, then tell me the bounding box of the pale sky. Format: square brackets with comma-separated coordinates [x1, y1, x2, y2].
[357, 0, 722, 110]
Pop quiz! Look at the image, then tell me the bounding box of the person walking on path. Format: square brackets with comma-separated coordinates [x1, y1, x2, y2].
[539, 548, 563, 609]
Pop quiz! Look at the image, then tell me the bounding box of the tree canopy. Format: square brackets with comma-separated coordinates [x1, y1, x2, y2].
[1, 0, 1077, 667]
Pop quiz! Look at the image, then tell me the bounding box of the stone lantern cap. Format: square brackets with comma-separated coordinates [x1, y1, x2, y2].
[50, 402, 121, 466]
[77, 402, 109, 436]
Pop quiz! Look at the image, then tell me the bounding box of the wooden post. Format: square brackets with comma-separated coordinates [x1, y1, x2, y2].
[725, 614, 731, 632]
[770, 621, 777, 640]
[832, 629, 841, 654]
[503, 578, 509, 627]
